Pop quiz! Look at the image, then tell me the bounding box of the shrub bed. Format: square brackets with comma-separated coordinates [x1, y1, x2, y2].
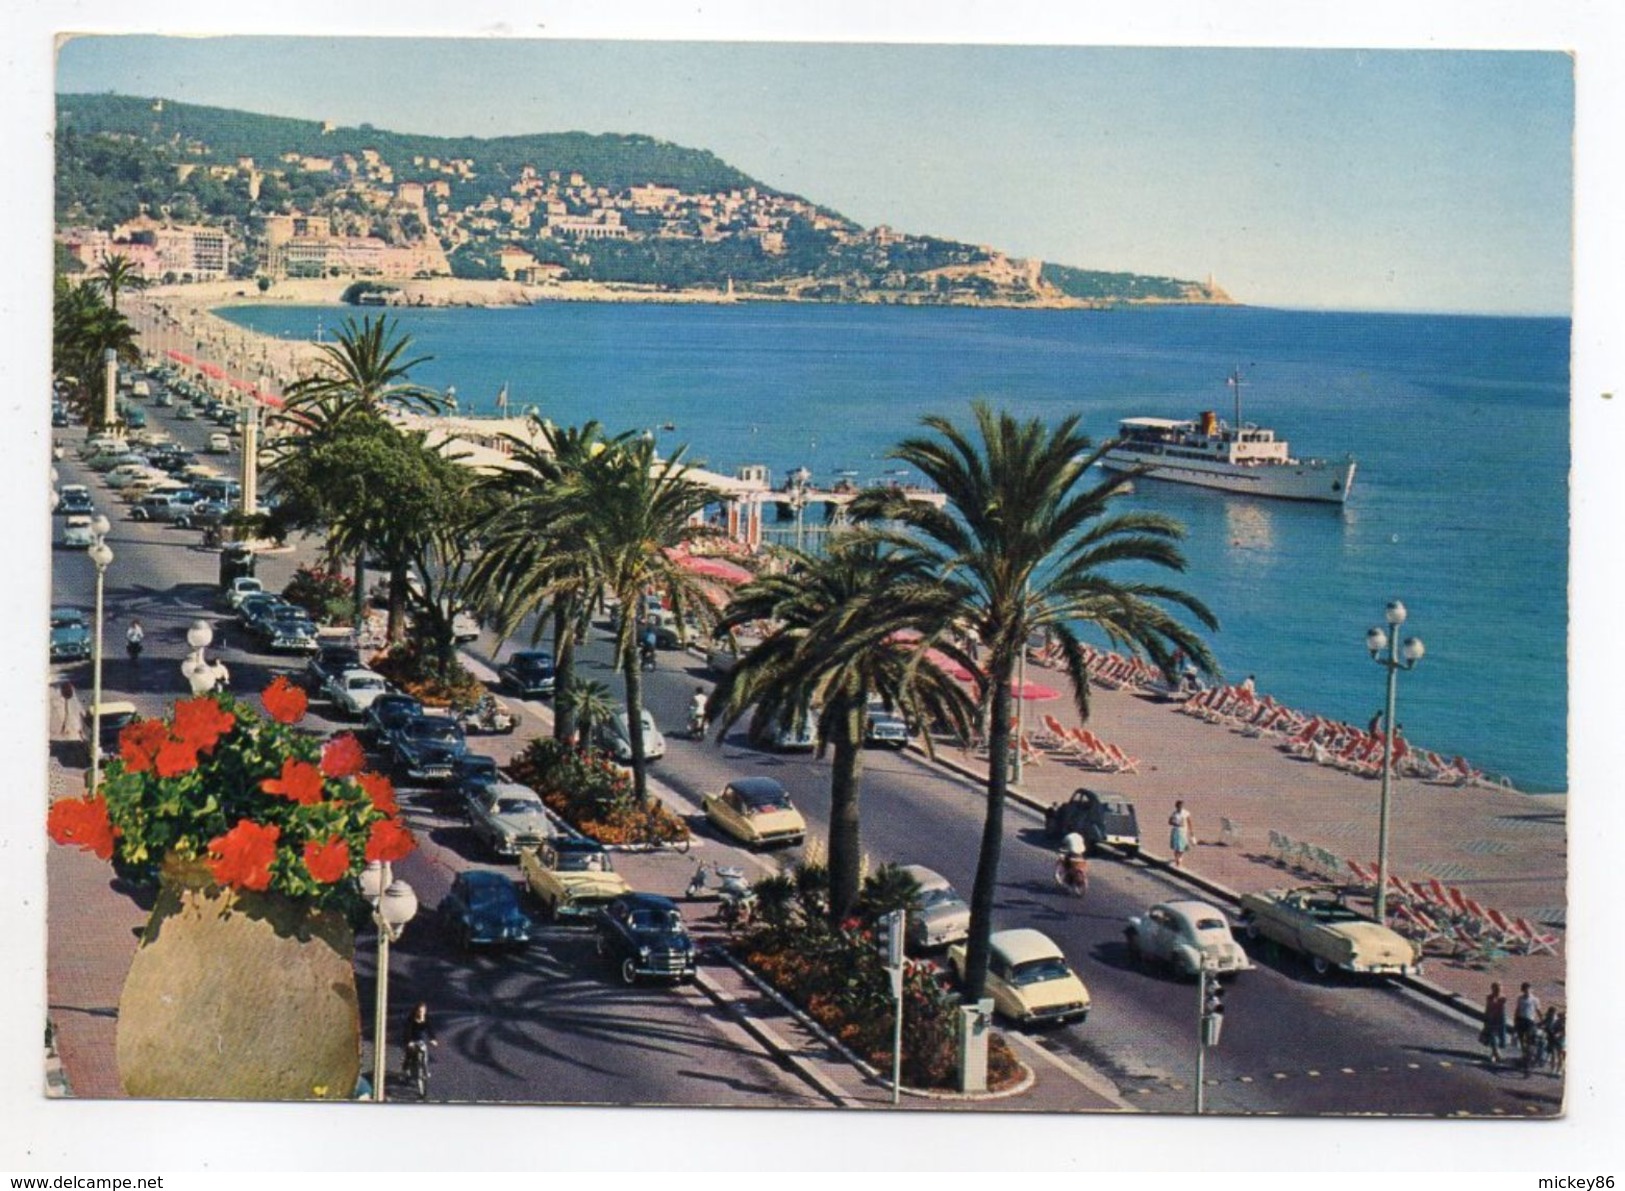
[734, 914, 1022, 1093]
[281, 564, 355, 627]
[369, 637, 486, 710]
[507, 736, 690, 847]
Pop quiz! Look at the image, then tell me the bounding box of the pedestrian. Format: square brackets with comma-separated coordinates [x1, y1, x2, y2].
[56, 679, 80, 738]
[1480, 981, 1509, 1066]
[1239, 674, 1256, 697]
[1168, 799, 1193, 869]
[1368, 709, 1385, 737]
[125, 618, 145, 664]
[1542, 1006, 1565, 1075]
[1514, 982, 1541, 1074]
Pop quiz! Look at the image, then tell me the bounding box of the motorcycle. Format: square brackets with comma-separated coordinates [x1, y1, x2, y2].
[639, 642, 658, 672]
[459, 694, 517, 735]
[684, 708, 708, 741]
[685, 860, 756, 928]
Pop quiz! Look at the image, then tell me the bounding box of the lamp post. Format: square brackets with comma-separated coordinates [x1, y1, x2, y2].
[360, 860, 418, 1102]
[87, 517, 114, 794]
[1365, 600, 1425, 925]
[180, 619, 220, 696]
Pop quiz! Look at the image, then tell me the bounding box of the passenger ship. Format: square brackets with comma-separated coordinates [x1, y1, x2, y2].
[1098, 371, 1356, 504]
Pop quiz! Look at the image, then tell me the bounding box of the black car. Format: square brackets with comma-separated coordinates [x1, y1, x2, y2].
[390, 713, 468, 783]
[57, 488, 94, 516]
[496, 650, 556, 698]
[595, 893, 697, 985]
[256, 607, 320, 654]
[365, 692, 424, 747]
[1044, 787, 1141, 856]
[441, 871, 532, 951]
[305, 644, 363, 693]
[449, 752, 502, 803]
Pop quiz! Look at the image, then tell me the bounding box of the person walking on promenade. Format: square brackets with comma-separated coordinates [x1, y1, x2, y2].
[1480, 981, 1509, 1067]
[1168, 799, 1193, 869]
[56, 679, 81, 739]
[1368, 709, 1385, 737]
[1514, 982, 1542, 1075]
[1239, 674, 1256, 698]
[1541, 1006, 1565, 1075]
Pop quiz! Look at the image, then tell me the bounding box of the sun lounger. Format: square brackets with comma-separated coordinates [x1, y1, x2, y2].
[1513, 917, 1561, 956]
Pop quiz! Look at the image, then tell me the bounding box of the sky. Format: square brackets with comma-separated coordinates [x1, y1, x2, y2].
[10, 0, 1625, 1177]
[49, 35, 1576, 315]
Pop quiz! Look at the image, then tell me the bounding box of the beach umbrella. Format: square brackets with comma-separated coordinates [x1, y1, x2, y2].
[1009, 679, 1061, 701]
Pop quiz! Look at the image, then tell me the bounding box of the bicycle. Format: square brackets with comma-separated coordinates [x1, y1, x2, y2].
[633, 806, 692, 854]
[1053, 853, 1089, 898]
[403, 1039, 431, 1101]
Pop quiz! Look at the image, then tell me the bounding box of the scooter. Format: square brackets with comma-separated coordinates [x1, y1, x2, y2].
[684, 708, 708, 741]
[685, 860, 756, 927]
[459, 694, 517, 735]
[639, 642, 658, 672]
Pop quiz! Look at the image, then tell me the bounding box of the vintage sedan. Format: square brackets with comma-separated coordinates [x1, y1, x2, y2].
[440, 871, 532, 951]
[365, 692, 424, 747]
[257, 607, 321, 655]
[50, 607, 93, 663]
[864, 704, 911, 749]
[61, 516, 97, 549]
[496, 649, 556, 699]
[1124, 900, 1253, 980]
[1044, 787, 1141, 856]
[593, 708, 666, 763]
[324, 668, 392, 718]
[595, 893, 697, 985]
[390, 713, 468, 783]
[520, 838, 631, 920]
[464, 780, 554, 858]
[949, 928, 1091, 1027]
[1237, 884, 1423, 977]
[703, 777, 806, 849]
[57, 485, 94, 516]
[900, 864, 970, 951]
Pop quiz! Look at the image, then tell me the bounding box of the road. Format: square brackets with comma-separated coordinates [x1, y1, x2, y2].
[50, 389, 1560, 1117]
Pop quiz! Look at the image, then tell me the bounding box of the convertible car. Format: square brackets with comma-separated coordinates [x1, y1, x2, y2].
[1236, 884, 1422, 978]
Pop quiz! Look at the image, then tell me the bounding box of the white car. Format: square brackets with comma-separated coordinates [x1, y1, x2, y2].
[324, 668, 392, 718]
[223, 576, 265, 610]
[900, 865, 971, 950]
[61, 515, 96, 548]
[593, 708, 666, 762]
[207, 432, 233, 454]
[1124, 900, 1254, 980]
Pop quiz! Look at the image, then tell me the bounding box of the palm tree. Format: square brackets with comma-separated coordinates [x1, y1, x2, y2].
[267, 316, 448, 621]
[710, 536, 977, 922]
[556, 677, 616, 752]
[854, 402, 1219, 1001]
[561, 434, 723, 807]
[52, 277, 138, 427]
[91, 252, 148, 317]
[467, 419, 617, 745]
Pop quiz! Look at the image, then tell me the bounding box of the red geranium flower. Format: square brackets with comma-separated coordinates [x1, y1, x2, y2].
[172, 696, 236, 754]
[320, 733, 366, 778]
[356, 771, 398, 815]
[119, 719, 170, 774]
[154, 737, 201, 779]
[364, 816, 416, 863]
[207, 820, 281, 891]
[261, 676, 308, 725]
[303, 836, 351, 884]
[46, 794, 119, 860]
[260, 757, 325, 806]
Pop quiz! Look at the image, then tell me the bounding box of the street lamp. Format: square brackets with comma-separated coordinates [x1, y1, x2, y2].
[180, 619, 221, 696]
[360, 860, 419, 1102]
[1365, 599, 1425, 924]
[102, 347, 118, 429]
[87, 517, 114, 794]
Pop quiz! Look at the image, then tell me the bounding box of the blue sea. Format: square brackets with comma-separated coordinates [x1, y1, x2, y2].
[219, 302, 1571, 793]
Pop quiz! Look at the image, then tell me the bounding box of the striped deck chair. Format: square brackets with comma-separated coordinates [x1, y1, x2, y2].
[1450, 924, 1507, 965]
[1105, 743, 1140, 774]
[1484, 907, 1524, 951]
[1450, 756, 1485, 786]
[1408, 878, 1444, 911]
[1395, 904, 1449, 951]
[1346, 859, 1379, 893]
[1447, 886, 1473, 920]
[1281, 718, 1320, 754]
[1513, 917, 1561, 956]
[1268, 829, 1293, 866]
[1387, 874, 1412, 908]
[1065, 728, 1113, 770]
[1218, 816, 1242, 847]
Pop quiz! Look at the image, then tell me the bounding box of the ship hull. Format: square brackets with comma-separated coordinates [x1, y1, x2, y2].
[1100, 452, 1356, 504]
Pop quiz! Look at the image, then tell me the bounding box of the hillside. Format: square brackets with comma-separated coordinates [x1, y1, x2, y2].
[54, 93, 1232, 309]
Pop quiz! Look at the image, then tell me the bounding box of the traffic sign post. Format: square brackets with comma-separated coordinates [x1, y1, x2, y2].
[878, 908, 906, 1105]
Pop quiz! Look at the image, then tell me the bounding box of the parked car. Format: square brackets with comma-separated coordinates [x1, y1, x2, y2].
[496, 650, 556, 698]
[702, 777, 806, 849]
[595, 893, 697, 985]
[463, 781, 554, 857]
[365, 692, 424, 747]
[257, 607, 320, 654]
[865, 703, 911, 749]
[174, 402, 196, 420]
[222, 576, 266, 611]
[749, 704, 817, 752]
[236, 592, 285, 631]
[57, 485, 94, 516]
[949, 928, 1091, 1027]
[899, 864, 971, 950]
[1236, 885, 1423, 978]
[449, 753, 502, 804]
[452, 609, 481, 643]
[82, 700, 139, 758]
[206, 432, 232, 454]
[1124, 900, 1254, 980]
[130, 493, 184, 523]
[174, 499, 229, 531]
[390, 713, 468, 783]
[1043, 788, 1141, 857]
[61, 515, 97, 549]
[441, 871, 532, 951]
[324, 668, 392, 718]
[50, 607, 93, 663]
[520, 838, 631, 920]
[593, 707, 666, 763]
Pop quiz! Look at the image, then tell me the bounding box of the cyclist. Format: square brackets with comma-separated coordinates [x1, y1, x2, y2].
[402, 1002, 437, 1098]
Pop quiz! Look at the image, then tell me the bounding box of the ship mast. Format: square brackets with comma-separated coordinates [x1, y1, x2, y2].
[1227, 367, 1245, 430]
